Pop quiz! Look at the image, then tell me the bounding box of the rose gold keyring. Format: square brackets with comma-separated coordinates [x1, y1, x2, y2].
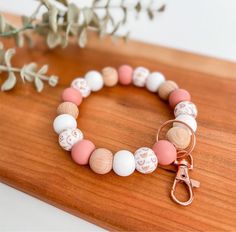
[156, 119, 196, 160]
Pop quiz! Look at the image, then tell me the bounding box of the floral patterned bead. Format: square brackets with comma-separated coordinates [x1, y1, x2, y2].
[59, 128, 83, 151]
[134, 147, 158, 174]
[174, 101, 198, 118]
[71, 78, 91, 98]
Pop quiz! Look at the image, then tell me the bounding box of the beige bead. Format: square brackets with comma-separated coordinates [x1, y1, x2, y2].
[102, 67, 118, 87]
[89, 148, 113, 174]
[57, 102, 79, 119]
[166, 127, 191, 149]
[158, 80, 179, 100]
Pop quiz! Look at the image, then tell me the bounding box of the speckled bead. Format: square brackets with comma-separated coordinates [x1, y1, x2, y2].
[113, 150, 135, 176]
[174, 101, 198, 118]
[158, 80, 179, 100]
[57, 102, 79, 119]
[169, 89, 191, 108]
[132, 67, 150, 87]
[71, 78, 91, 98]
[53, 114, 77, 134]
[166, 127, 191, 149]
[174, 114, 197, 132]
[84, 71, 104, 92]
[118, 65, 133, 85]
[89, 148, 113, 174]
[102, 67, 118, 87]
[134, 147, 158, 174]
[61, 87, 83, 106]
[146, 72, 165, 92]
[59, 128, 83, 151]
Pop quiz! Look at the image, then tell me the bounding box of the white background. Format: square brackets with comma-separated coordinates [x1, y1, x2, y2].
[0, 0, 236, 231]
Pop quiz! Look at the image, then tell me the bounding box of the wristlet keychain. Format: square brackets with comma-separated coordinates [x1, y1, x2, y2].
[53, 65, 200, 206]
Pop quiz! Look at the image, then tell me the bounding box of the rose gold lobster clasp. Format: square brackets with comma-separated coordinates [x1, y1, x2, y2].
[171, 157, 200, 206]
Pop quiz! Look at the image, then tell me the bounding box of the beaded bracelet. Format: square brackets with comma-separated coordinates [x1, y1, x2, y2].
[53, 65, 200, 206]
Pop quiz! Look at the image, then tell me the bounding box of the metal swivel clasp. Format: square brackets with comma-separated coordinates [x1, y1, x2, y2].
[171, 157, 200, 206]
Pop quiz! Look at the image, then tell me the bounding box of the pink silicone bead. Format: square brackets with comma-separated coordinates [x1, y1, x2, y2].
[152, 140, 177, 165]
[71, 139, 95, 165]
[118, 65, 133, 85]
[168, 89, 191, 108]
[62, 87, 82, 106]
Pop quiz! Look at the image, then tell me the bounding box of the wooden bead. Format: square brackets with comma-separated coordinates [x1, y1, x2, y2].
[158, 80, 179, 100]
[102, 67, 118, 87]
[57, 102, 79, 119]
[89, 148, 113, 174]
[166, 127, 191, 149]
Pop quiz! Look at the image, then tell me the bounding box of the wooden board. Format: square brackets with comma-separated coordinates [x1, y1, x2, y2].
[0, 14, 236, 232]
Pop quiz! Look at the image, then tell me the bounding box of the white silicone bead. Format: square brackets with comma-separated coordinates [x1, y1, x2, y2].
[59, 128, 83, 151]
[174, 114, 197, 133]
[132, 67, 150, 87]
[146, 72, 166, 92]
[53, 114, 77, 134]
[134, 147, 158, 174]
[174, 101, 198, 118]
[84, 71, 104, 92]
[113, 150, 135, 177]
[71, 78, 91, 98]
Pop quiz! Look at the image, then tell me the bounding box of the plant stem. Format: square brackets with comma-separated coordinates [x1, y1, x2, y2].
[0, 65, 49, 80]
[0, 24, 34, 37]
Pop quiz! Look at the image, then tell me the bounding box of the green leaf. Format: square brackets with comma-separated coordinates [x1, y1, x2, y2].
[89, 12, 100, 28]
[111, 22, 121, 35]
[147, 9, 154, 20]
[158, 5, 166, 12]
[83, 7, 93, 25]
[20, 62, 37, 82]
[1, 72, 16, 91]
[49, 5, 58, 33]
[34, 76, 44, 92]
[0, 14, 6, 33]
[135, 2, 142, 13]
[42, 12, 49, 23]
[15, 34, 24, 47]
[4, 48, 15, 67]
[38, 64, 48, 75]
[78, 28, 87, 48]
[67, 3, 79, 24]
[61, 24, 71, 48]
[46, 31, 61, 49]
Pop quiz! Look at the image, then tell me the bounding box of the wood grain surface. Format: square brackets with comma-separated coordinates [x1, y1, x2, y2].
[0, 14, 236, 232]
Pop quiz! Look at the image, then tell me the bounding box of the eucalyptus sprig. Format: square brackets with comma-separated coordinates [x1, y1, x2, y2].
[0, 0, 165, 48]
[0, 42, 58, 92]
